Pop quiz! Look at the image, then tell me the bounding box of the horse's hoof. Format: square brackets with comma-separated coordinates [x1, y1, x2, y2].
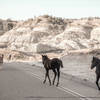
[56, 83, 59, 87]
[52, 82, 54, 85]
[56, 84, 58, 87]
[43, 80, 46, 84]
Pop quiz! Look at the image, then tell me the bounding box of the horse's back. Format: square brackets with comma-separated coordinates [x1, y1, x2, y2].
[51, 58, 61, 67]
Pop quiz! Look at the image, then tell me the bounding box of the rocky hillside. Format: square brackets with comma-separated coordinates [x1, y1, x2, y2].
[0, 19, 17, 35]
[0, 15, 100, 60]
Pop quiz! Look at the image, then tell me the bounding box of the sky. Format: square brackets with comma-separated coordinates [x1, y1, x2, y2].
[0, 0, 100, 20]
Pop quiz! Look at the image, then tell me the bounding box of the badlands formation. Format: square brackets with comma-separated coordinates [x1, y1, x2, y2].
[0, 15, 100, 61]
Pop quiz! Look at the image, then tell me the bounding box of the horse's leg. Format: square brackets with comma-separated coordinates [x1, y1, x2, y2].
[43, 69, 48, 84]
[52, 69, 57, 85]
[56, 68, 60, 86]
[47, 70, 51, 86]
[96, 75, 100, 90]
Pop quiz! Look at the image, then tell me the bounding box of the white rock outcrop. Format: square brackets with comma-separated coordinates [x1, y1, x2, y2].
[36, 43, 62, 53]
[91, 27, 100, 41]
[0, 16, 100, 53]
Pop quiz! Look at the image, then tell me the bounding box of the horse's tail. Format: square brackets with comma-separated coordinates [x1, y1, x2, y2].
[60, 60, 63, 68]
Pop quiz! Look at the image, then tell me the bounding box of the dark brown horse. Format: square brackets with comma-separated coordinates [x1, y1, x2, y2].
[0, 54, 4, 63]
[91, 56, 100, 90]
[42, 55, 63, 86]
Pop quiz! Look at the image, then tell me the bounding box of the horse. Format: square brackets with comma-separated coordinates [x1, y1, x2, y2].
[8, 54, 12, 61]
[42, 55, 63, 86]
[91, 56, 100, 90]
[0, 54, 4, 63]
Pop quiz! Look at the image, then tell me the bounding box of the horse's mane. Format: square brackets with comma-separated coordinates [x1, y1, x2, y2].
[94, 56, 100, 62]
[45, 55, 49, 59]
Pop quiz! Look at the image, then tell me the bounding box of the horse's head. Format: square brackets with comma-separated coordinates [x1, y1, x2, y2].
[91, 56, 99, 69]
[41, 55, 48, 64]
[2, 54, 4, 58]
